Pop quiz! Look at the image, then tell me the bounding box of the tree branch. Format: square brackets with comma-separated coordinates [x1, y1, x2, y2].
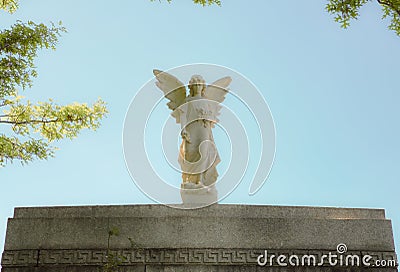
[0, 118, 58, 125]
[377, 0, 400, 17]
[0, 117, 85, 125]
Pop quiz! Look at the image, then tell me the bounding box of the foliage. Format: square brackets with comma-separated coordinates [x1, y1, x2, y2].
[103, 227, 144, 272]
[151, 0, 221, 6]
[0, 20, 107, 167]
[326, 0, 400, 36]
[103, 227, 125, 272]
[380, 0, 400, 35]
[0, 0, 18, 13]
[0, 21, 65, 98]
[3, 0, 400, 36]
[151, 0, 400, 36]
[2, 0, 222, 11]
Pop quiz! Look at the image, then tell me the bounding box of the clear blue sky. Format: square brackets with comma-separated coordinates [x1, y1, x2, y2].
[1, 0, 399, 255]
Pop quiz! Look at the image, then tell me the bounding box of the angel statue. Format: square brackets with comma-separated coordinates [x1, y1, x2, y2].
[153, 69, 231, 199]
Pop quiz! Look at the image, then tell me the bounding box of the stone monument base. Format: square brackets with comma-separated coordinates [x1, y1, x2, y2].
[180, 185, 218, 206]
[1, 204, 398, 271]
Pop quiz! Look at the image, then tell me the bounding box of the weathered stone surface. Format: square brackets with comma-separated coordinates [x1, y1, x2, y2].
[145, 266, 398, 272]
[1, 204, 397, 271]
[1, 268, 397, 272]
[3, 216, 396, 251]
[12, 204, 386, 219]
[2, 248, 397, 266]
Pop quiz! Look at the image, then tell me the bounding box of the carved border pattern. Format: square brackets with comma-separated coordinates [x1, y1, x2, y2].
[1, 249, 398, 267]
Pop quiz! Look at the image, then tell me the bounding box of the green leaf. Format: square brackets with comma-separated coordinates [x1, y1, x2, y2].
[0, 21, 107, 167]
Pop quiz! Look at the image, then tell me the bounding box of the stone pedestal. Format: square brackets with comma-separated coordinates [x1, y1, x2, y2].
[180, 185, 218, 206]
[1, 204, 398, 271]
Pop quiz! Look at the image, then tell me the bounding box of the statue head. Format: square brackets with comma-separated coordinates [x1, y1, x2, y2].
[188, 75, 206, 97]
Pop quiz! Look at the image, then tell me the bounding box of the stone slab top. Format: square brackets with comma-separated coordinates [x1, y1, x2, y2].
[4, 216, 395, 251]
[3, 204, 396, 253]
[13, 204, 386, 219]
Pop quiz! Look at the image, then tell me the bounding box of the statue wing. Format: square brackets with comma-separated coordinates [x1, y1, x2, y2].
[203, 76, 232, 123]
[153, 69, 187, 122]
[203, 76, 232, 103]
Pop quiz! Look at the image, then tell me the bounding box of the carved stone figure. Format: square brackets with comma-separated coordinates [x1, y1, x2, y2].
[153, 69, 231, 199]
